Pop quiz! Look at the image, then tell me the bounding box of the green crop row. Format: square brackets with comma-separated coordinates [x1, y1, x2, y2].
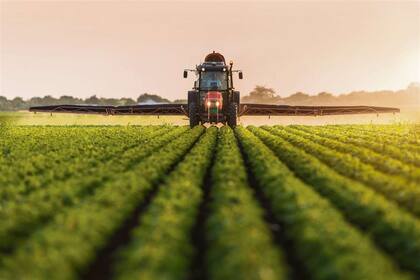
[0, 124, 418, 279]
[114, 127, 217, 280]
[236, 127, 411, 279]
[249, 126, 420, 274]
[288, 125, 420, 183]
[329, 124, 419, 136]
[206, 126, 286, 280]
[327, 124, 420, 145]
[316, 125, 420, 154]
[0, 126, 204, 280]
[264, 126, 420, 216]
[0, 126, 122, 167]
[0, 126, 175, 201]
[0, 126, 188, 253]
[310, 126, 420, 166]
[0, 126, 170, 198]
[338, 125, 420, 153]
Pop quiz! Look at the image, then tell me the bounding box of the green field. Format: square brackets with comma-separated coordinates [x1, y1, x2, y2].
[0, 123, 419, 279]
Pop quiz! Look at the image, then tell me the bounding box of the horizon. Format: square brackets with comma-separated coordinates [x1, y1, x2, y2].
[0, 82, 420, 102]
[1, 1, 419, 100]
[1, 82, 419, 102]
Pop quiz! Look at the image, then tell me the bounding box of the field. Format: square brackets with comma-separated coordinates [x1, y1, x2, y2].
[0, 123, 419, 280]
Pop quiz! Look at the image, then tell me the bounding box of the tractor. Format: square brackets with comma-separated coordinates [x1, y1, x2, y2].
[183, 52, 243, 127]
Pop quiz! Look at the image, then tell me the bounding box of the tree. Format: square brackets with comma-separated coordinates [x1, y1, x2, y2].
[313, 92, 336, 105]
[283, 92, 310, 105]
[28, 97, 45, 107]
[85, 95, 100, 104]
[100, 98, 119, 106]
[119, 98, 137, 105]
[249, 86, 276, 99]
[137, 93, 170, 104]
[59, 95, 80, 105]
[11, 97, 26, 110]
[242, 86, 280, 103]
[41, 95, 59, 106]
[0, 96, 11, 110]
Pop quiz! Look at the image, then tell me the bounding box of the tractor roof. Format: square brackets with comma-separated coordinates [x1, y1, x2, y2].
[204, 51, 226, 64]
[196, 62, 226, 71]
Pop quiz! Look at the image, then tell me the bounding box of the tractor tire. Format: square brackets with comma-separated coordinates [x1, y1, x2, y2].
[189, 102, 199, 128]
[188, 90, 197, 104]
[227, 102, 238, 128]
[233, 91, 240, 104]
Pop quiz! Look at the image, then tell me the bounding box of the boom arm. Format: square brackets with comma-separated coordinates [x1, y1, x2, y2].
[238, 104, 400, 116]
[29, 104, 188, 116]
[29, 103, 399, 117]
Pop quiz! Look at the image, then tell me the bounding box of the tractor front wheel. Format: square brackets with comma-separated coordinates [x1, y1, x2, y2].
[189, 102, 199, 128]
[227, 102, 238, 127]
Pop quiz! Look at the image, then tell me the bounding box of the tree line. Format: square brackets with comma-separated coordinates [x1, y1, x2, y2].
[0, 93, 187, 111]
[242, 83, 420, 108]
[1, 83, 419, 111]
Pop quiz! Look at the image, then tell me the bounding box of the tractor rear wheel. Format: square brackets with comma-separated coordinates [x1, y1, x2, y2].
[227, 102, 238, 127]
[189, 102, 199, 128]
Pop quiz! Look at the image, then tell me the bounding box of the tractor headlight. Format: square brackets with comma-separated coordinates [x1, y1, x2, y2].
[216, 101, 220, 107]
[207, 101, 211, 107]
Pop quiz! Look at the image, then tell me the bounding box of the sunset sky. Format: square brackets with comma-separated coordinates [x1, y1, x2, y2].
[1, 1, 419, 100]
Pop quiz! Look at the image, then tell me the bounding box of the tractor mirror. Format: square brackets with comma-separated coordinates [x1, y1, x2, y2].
[183, 71, 188, 78]
[239, 72, 243, 79]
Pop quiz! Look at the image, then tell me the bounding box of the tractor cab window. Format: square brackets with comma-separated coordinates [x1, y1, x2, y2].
[200, 71, 228, 90]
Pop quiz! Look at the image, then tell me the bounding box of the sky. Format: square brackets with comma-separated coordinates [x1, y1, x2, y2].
[1, 1, 419, 100]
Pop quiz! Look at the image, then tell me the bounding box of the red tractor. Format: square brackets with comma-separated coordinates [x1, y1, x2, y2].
[184, 52, 242, 127]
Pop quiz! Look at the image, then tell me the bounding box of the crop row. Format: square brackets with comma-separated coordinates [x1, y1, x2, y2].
[0, 124, 418, 279]
[329, 124, 419, 140]
[115, 127, 289, 280]
[263, 126, 420, 216]
[249, 126, 420, 274]
[290, 125, 420, 182]
[236, 127, 411, 279]
[312, 125, 420, 157]
[0, 126, 179, 202]
[325, 125, 420, 152]
[0, 126, 171, 198]
[0, 126, 204, 279]
[0, 126, 188, 253]
[205, 127, 286, 280]
[113, 127, 217, 279]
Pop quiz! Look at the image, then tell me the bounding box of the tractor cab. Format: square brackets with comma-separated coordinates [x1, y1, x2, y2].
[198, 52, 228, 88]
[199, 71, 227, 91]
[183, 52, 243, 127]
